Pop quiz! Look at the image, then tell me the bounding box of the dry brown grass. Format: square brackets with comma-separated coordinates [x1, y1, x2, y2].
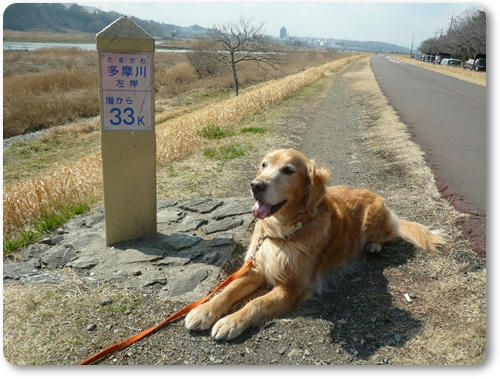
[3, 68, 99, 137]
[396, 55, 486, 87]
[155, 56, 361, 163]
[3, 273, 149, 365]
[3, 48, 345, 138]
[346, 57, 485, 364]
[2, 152, 103, 237]
[3, 47, 97, 77]
[3, 56, 360, 245]
[3, 29, 95, 43]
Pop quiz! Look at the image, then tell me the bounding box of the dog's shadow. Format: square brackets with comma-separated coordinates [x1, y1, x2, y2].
[222, 239, 421, 361]
[300, 240, 420, 360]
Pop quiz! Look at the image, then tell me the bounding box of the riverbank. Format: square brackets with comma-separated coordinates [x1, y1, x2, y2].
[3, 56, 485, 365]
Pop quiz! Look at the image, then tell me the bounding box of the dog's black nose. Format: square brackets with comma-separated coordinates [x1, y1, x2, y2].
[250, 179, 267, 194]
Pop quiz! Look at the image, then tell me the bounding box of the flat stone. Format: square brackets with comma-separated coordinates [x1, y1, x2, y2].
[212, 198, 254, 220]
[24, 243, 50, 258]
[198, 251, 219, 264]
[142, 272, 168, 287]
[22, 270, 69, 284]
[207, 235, 234, 247]
[3, 261, 40, 280]
[168, 247, 203, 261]
[41, 245, 78, 269]
[66, 217, 87, 230]
[41, 235, 64, 246]
[202, 217, 244, 234]
[66, 233, 104, 251]
[163, 233, 202, 250]
[83, 214, 104, 228]
[67, 256, 99, 269]
[157, 209, 185, 224]
[154, 256, 191, 266]
[32, 257, 42, 269]
[175, 216, 208, 233]
[179, 199, 223, 214]
[117, 249, 163, 264]
[169, 268, 209, 296]
[157, 199, 178, 209]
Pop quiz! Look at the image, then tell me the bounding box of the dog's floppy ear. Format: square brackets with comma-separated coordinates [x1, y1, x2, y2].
[305, 160, 330, 216]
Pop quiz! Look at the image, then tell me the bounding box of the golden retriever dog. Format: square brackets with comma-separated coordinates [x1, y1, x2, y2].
[185, 148, 443, 340]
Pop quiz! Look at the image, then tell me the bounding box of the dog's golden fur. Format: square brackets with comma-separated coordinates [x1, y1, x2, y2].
[185, 148, 443, 340]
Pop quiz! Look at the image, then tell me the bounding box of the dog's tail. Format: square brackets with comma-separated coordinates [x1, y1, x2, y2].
[398, 219, 444, 253]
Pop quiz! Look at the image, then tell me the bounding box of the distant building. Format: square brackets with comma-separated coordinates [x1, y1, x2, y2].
[280, 26, 287, 39]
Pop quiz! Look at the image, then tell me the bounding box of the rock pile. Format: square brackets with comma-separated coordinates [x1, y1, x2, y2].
[4, 197, 255, 303]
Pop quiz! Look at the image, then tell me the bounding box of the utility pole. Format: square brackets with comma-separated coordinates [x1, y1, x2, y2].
[410, 35, 414, 56]
[448, 15, 454, 32]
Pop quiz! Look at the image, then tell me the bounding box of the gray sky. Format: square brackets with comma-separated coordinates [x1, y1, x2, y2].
[79, 1, 484, 49]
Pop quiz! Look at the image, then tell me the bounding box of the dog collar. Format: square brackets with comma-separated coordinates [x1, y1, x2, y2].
[249, 215, 312, 262]
[282, 213, 312, 238]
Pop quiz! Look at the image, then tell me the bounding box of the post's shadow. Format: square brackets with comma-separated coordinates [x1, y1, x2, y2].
[111, 232, 238, 268]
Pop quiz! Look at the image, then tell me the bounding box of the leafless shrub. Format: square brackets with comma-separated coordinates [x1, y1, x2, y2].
[207, 17, 283, 96]
[186, 39, 223, 79]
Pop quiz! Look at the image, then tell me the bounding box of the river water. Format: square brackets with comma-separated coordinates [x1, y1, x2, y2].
[3, 41, 190, 53]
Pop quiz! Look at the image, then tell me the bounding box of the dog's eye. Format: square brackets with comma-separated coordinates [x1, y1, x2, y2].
[261, 161, 267, 168]
[281, 166, 295, 175]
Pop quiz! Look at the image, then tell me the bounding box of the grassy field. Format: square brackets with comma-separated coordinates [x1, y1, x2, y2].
[3, 46, 359, 253]
[3, 45, 347, 137]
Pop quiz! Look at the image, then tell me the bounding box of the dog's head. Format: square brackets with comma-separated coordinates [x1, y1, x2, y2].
[251, 149, 330, 220]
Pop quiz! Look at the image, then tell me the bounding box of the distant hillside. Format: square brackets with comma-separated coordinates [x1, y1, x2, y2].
[336, 39, 410, 53]
[3, 3, 209, 38]
[3, 3, 409, 53]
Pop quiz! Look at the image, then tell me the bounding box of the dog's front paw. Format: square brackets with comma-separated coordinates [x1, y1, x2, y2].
[185, 303, 218, 331]
[211, 314, 247, 341]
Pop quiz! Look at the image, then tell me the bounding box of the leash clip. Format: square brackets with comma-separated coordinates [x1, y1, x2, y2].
[249, 253, 256, 263]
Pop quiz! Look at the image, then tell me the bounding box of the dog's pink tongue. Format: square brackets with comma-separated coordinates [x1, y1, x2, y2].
[252, 200, 272, 219]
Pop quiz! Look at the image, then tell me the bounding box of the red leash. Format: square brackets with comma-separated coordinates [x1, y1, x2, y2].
[79, 258, 254, 365]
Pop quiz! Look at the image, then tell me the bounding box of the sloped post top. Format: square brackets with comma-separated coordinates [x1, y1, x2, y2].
[97, 16, 154, 41]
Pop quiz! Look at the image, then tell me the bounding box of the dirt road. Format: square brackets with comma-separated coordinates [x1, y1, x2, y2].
[4, 57, 485, 365]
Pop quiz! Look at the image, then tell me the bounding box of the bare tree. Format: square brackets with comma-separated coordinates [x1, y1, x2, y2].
[209, 17, 281, 96]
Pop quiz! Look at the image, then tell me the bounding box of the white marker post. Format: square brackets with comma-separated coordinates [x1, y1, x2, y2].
[97, 16, 157, 245]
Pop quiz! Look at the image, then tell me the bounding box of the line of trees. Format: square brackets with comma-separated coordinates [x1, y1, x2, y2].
[419, 8, 486, 61]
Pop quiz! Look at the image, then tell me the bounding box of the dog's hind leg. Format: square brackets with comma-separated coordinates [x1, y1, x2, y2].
[362, 201, 400, 254]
